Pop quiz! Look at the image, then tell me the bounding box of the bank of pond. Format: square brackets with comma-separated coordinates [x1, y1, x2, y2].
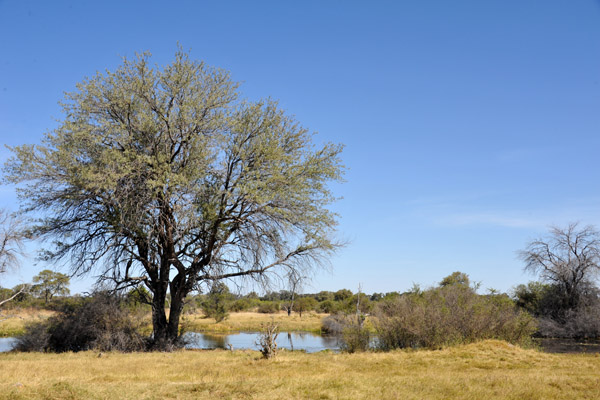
[2, 333, 600, 354]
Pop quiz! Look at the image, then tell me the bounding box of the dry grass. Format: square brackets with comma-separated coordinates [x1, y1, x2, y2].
[0, 308, 55, 337]
[1, 340, 599, 399]
[181, 311, 326, 333]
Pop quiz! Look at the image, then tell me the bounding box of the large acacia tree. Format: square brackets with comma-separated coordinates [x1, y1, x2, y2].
[5, 50, 344, 346]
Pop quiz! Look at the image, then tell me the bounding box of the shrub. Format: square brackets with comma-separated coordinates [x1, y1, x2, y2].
[230, 298, 259, 312]
[321, 313, 352, 334]
[256, 322, 279, 359]
[374, 277, 536, 350]
[257, 301, 280, 314]
[318, 300, 338, 314]
[536, 306, 600, 338]
[514, 280, 600, 338]
[340, 315, 370, 353]
[17, 292, 147, 352]
[340, 293, 373, 314]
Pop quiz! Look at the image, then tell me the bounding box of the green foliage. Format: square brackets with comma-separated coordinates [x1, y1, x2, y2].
[292, 297, 318, 317]
[230, 297, 259, 312]
[513, 281, 554, 316]
[339, 293, 372, 314]
[10, 284, 34, 304]
[318, 299, 338, 313]
[439, 271, 471, 287]
[202, 282, 233, 323]
[315, 291, 334, 302]
[334, 289, 352, 302]
[0, 287, 12, 300]
[257, 301, 280, 314]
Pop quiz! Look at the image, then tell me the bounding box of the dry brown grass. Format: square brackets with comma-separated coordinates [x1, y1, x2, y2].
[0, 308, 55, 337]
[1, 340, 599, 399]
[181, 311, 326, 333]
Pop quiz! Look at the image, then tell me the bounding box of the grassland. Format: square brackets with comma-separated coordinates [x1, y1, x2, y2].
[0, 308, 54, 337]
[0, 309, 325, 337]
[0, 340, 599, 399]
[181, 311, 326, 333]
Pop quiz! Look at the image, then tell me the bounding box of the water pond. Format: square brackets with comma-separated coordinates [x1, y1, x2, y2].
[184, 331, 340, 353]
[3, 334, 599, 354]
[0, 337, 17, 352]
[535, 338, 600, 354]
[0, 332, 340, 353]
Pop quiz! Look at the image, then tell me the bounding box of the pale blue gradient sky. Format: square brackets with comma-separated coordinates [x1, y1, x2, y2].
[1, 0, 600, 294]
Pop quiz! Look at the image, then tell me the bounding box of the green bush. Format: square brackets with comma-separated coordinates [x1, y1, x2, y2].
[230, 298, 259, 312]
[257, 301, 280, 314]
[202, 282, 232, 323]
[318, 300, 339, 314]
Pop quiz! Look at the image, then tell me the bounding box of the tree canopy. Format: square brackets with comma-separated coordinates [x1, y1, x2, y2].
[5, 50, 344, 346]
[32, 269, 70, 303]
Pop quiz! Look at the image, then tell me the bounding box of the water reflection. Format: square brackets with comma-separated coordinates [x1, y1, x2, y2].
[536, 338, 600, 354]
[185, 331, 340, 353]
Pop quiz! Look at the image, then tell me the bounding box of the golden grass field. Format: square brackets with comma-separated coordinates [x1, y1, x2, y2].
[181, 311, 326, 334]
[0, 340, 599, 399]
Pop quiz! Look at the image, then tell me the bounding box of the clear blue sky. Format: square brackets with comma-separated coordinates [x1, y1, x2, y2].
[1, 0, 600, 295]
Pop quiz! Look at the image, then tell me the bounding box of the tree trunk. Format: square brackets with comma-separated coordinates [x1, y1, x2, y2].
[151, 285, 169, 348]
[166, 290, 184, 343]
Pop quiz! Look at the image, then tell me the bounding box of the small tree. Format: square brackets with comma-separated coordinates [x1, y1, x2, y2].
[292, 296, 317, 317]
[282, 272, 303, 316]
[202, 282, 232, 322]
[32, 269, 70, 303]
[440, 271, 471, 288]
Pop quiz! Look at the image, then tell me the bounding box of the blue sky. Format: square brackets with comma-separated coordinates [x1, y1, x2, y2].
[1, 0, 600, 295]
